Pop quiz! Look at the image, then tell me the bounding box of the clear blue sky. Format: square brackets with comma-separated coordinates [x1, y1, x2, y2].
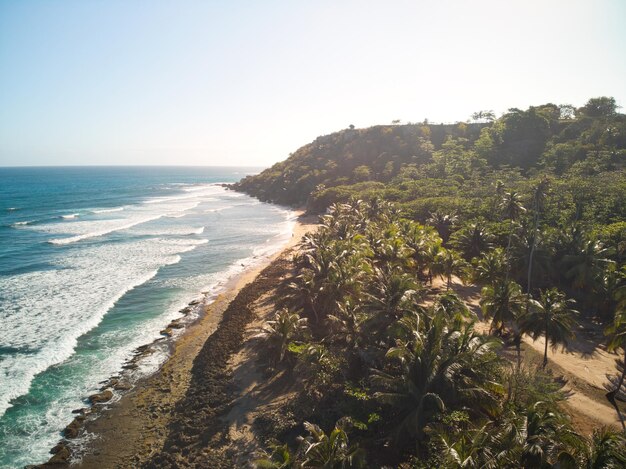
[1, 0, 625, 167]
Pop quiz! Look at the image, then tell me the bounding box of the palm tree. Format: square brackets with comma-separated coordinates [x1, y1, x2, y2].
[435, 423, 497, 469]
[435, 248, 468, 290]
[480, 280, 525, 335]
[499, 191, 526, 280]
[471, 247, 508, 286]
[362, 267, 420, 339]
[372, 316, 503, 442]
[299, 418, 365, 468]
[527, 178, 549, 295]
[563, 238, 613, 291]
[582, 427, 626, 467]
[605, 276, 626, 431]
[518, 402, 582, 467]
[327, 300, 365, 350]
[255, 309, 308, 367]
[427, 211, 458, 244]
[451, 220, 493, 260]
[399, 220, 441, 279]
[432, 291, 473, 324]
[521, 288, 579, 369]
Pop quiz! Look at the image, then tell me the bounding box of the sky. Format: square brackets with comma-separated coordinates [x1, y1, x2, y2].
[0, 0, 625, 167]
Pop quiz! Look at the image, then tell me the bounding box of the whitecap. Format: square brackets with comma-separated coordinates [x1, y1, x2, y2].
[92, 207, 124, 214]
[48, 215, 165, 245]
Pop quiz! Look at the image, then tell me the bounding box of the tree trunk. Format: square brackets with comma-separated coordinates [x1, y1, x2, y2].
[505, 220, 514, 283]
[606, 354, 626, 433]
[515, 333, 522, 369]
[542, 313, 549, 369]
[527, 206, 540, 294]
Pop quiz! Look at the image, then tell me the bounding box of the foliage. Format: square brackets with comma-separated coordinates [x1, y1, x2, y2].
[239, 97, 626, 467]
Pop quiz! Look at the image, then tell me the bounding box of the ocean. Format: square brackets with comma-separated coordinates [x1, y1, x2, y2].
[0, 166, 294, 468]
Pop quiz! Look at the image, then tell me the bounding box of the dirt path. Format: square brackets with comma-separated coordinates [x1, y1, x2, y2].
[430, 276, 624, 433]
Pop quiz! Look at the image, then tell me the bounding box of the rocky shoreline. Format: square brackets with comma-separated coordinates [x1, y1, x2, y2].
[29, 298, 208, 468]
[26, 213, 313, 469]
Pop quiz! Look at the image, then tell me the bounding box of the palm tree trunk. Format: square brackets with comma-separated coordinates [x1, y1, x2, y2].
[542, 314, 549, 369]
[527, 208, 540, 295]
[515, 333, 522, 369]
[606, 354, 626, 433]
[505, 220, 514, 283]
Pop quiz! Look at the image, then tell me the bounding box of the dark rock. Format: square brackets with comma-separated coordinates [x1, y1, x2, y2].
[64, 416, 85, 438]
[47, 444, 70, 464]
[160, 328, 173, 337]
[167, 320, 184, 329]
[88, 389, 113, 404]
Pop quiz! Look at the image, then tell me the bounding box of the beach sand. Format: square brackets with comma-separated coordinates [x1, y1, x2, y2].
[48, 213, 318, 468]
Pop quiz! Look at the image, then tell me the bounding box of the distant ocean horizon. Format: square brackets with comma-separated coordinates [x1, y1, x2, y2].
[0, 166, 294, 468]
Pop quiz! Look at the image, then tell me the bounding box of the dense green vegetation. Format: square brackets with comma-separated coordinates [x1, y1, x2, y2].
[235, 97, 625, 322]
[234, 97, 626, 467]
[253, 201, 625, 468]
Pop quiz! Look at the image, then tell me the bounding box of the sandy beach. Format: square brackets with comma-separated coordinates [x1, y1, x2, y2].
[35, 212, 318, 468]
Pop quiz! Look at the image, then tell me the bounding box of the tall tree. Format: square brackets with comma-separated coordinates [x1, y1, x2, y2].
[499, 190, 526, 281]
[480, 280, 525, 335]
[527, 178, 549, 295]
[521, 289, 579, 369]
[605, 272, 626, 431]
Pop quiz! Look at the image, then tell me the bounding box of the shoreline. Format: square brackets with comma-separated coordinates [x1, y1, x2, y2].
[34, 211, 317, 468]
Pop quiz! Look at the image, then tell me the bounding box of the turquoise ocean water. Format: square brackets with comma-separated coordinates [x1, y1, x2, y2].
[0, 166, 294, 468]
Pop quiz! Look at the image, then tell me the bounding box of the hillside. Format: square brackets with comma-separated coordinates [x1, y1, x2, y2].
[224, 97, 626, 467]
[233, 97, 625, 220]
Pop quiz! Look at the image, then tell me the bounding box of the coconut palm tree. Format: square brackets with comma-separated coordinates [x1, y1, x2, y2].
[362, 267, 420, 340]
[432, 291, 473, 325]
[435, 423, 497, 469]
[527, 178, 549, 295]
[471, 248, 508, 286]
[581, 427, 626, 467]
[435, 248, 468, 290]
[399, 220, 441, 278]
[563, 238, 613, 291]
[513, 402, 582, 467]
[480, 280, 526, 335]
[256, 309, 308, 367]
[372, 315, 503, 442]
[521, 288, 579, 369]
[327, 299, 366, 350]
[499, 191, 526, 280]
[299, 418, 365, 468]
[605, 276, 626, 431]
[451, 220, 493, 260]
[427, 211, 458, 244]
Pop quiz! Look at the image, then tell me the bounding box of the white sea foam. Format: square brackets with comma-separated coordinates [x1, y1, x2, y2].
[0, 237, 205, 418]
[48, 215, 165, 245]
[61, 213, 79, 219]
[12, 221, 31, 226]
[38, 200, 201, 245]
[92, 207, 124, 214]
